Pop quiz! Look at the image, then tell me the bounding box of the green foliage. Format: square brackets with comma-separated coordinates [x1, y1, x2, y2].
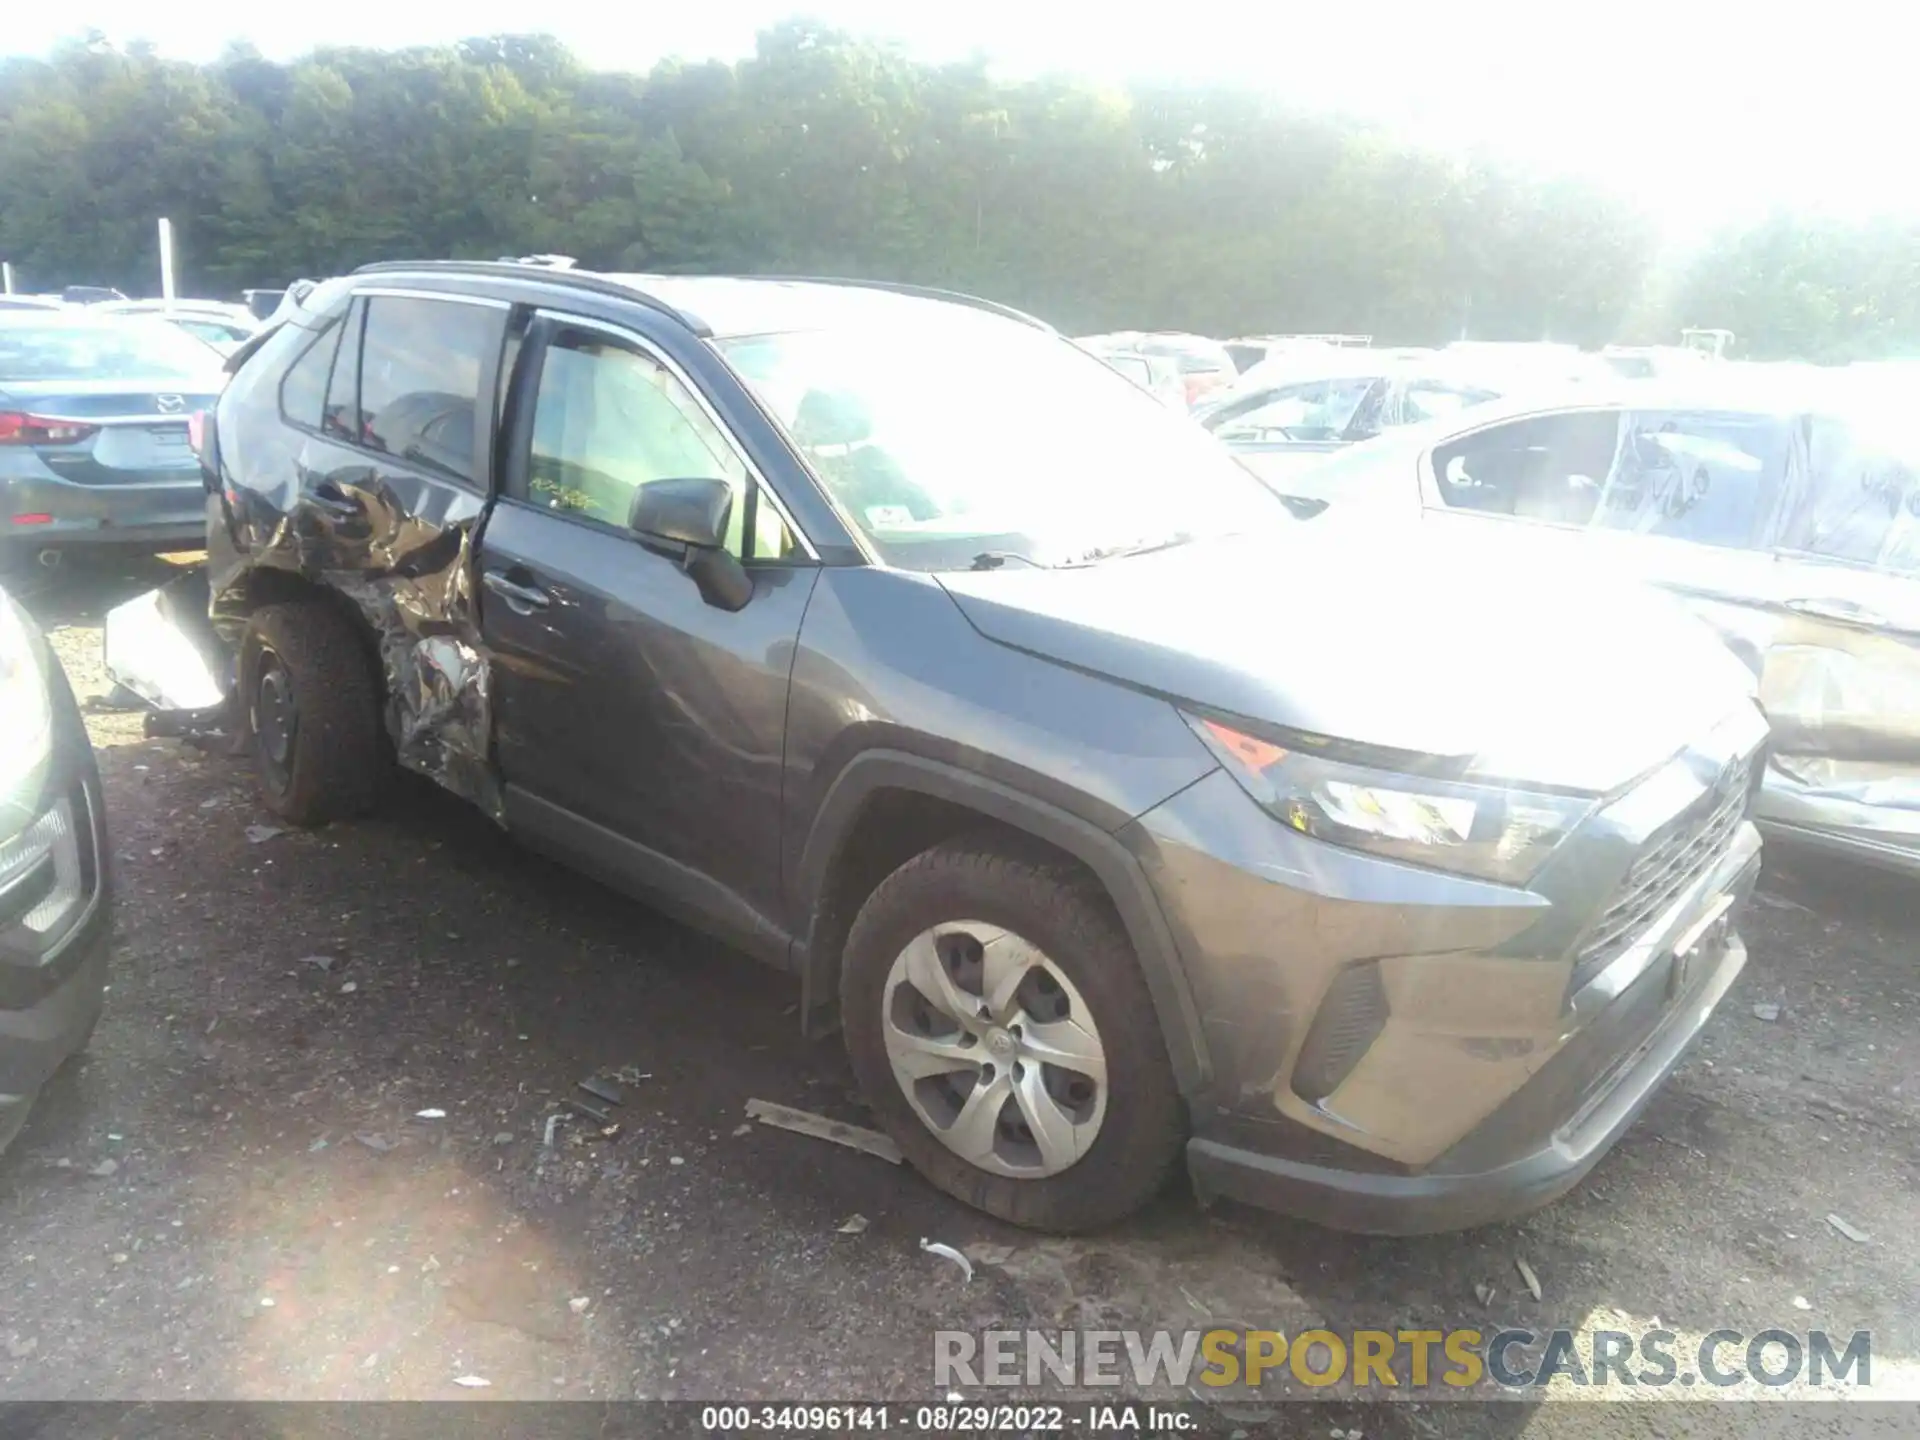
[0, 25, 1906, 356]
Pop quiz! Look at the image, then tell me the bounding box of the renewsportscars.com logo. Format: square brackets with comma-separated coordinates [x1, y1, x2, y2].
[934, 1327, 1874, 1391]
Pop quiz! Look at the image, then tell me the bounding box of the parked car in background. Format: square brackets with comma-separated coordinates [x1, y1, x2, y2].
[59, 286, 128, 306]
[111, 262, 1764, 1236]
[1077, 331, 1235, 408]
[1223, 334, 1373, 373]
[1194, 351, 1515, 488]
[1285, 378, 1920, 876]
[0, 310, 226, 566]
[241, 289, 288, 322]
[98, 301, 259, 355]
[0, 582, 111, 1156]
[1074, 339, 1187, 409]
[0, 297, 65, 313]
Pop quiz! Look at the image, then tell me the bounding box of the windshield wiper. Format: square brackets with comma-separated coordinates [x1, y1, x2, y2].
[969, 550, 1044, 571]
[1063, 533, 1201, 566]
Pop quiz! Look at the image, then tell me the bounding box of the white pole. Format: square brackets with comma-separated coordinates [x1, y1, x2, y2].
[1, 261, 12, 295]
[158, 217, 176, 307]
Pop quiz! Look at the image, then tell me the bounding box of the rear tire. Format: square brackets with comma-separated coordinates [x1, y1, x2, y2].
[841, 833, 1185, 1232]
[239, 601, 385, 826]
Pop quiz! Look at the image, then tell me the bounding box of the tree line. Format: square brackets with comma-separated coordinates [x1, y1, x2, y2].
[0, 25, 1913, 358]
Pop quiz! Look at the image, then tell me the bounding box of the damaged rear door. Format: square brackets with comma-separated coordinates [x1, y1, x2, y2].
[474, 309, 820, 963]
[266, 287, 511, 810]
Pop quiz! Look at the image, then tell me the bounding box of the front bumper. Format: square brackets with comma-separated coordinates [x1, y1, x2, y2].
[1126, 715, 1765, 1234]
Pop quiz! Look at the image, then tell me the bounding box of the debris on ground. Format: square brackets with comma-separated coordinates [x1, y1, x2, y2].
[920, 1239, 974, 1283]
[1473, 1282, 1496, 1307]
[446, 1259, 572, 1342]
[1515, 1257, 1542, 1302]
[452, 1375, 491, 1388]
[569, 1297, 592, 1314]
[564, 1095, 612, 1124]
[354, 1132, 398, 1153]
[966, 1243, 1014, 1267]
[415, 1108, 447, 1120]
[1793, 1296, 1812, 1310]
[1826, 1213, 1871, 1243]
[297, 954, 336, 972]
[732, 1124, 752, 1137]
[245, 825, 284, 844]
[577, 1075, 625, 1107]
[1752, 1002, 1781, 1022]
[744, 1099, 903, 1164]
[86, 1159, 119, 1178]
[836, 1215, 870, 1235]
[339, 982, 358, 994]
[541, 1113, 567, 1149]
[492, 1132, 514, 1147]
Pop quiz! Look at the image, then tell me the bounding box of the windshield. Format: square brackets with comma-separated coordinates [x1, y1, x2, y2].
[717, 314, 1291, 570]
[0, 319, 224, 382]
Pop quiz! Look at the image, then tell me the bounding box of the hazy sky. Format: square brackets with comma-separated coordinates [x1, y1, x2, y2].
[9, 0, 1912, 238]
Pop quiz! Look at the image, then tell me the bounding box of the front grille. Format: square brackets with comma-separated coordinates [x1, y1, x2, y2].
[1569, 750, 1757, 993]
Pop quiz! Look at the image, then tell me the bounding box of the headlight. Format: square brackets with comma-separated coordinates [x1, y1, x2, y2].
[1187, 714, 1597, 885]
[0, 589, 53, 810]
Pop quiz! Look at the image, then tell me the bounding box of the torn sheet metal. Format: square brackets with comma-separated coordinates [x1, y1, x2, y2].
[103, 566, 230, 714]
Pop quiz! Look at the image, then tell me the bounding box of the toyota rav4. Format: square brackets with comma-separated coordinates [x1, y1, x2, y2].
[124, 262, 1766, 1233]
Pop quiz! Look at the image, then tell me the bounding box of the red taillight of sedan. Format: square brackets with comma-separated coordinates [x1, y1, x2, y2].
[1183, 372, 1229, 408]
[0, 412, 98, 446]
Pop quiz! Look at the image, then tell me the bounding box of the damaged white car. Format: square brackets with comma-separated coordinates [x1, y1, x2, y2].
[1277, 378, 1920, 876]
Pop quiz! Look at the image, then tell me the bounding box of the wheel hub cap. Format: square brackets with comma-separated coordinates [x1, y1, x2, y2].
[880, 920, 1109, 1179]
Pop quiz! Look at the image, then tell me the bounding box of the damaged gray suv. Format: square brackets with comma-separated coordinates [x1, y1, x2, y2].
[137, 263, 1768, 1233]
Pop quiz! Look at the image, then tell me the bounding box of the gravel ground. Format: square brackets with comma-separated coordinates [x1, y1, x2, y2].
[1, 554, 1915, 1432]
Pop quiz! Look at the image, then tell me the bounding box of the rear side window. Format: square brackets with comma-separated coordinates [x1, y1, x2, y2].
[1430, 411, 1623, 523]
[352, 296, 503, 485]
[277, 318, 343, 429]
[322, 300, 366, 441]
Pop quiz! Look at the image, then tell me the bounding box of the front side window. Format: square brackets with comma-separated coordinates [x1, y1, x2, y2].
[1429, 407, 1792, 549]
[1430, 411, 1623, 524]
[518, 329, 793, 561]
[353, 296, 503, 484]
[719, 313, 1290, 571]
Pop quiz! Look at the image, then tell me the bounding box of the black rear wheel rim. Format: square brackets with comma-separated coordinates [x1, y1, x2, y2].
[253, 650, 298, 789]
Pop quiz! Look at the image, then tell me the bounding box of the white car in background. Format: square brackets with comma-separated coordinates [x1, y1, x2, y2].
[1193, 351, 1520, 489]
[1281, 377, 1920, 877]
[1074, 340, 1188, 409]
[96, 300, 260, 355]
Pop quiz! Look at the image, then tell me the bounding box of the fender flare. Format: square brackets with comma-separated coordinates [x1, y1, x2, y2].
[794, 750, 1212, 1097]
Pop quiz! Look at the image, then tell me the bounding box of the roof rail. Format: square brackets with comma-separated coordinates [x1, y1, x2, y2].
[348, 260, 708, 335]
[742, 274, 1052, 331]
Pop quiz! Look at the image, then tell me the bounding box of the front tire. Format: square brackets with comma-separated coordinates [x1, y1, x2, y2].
[841, 834, 1185, 1231]
[238, 601, 384, 826]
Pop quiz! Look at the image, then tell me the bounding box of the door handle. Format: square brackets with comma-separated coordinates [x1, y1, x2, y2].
[483, 570, 552, 613]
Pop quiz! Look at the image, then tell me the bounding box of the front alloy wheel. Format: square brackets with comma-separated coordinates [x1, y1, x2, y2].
[882, 920, 1107, 1178]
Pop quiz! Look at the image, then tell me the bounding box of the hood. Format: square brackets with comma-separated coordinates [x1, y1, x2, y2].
[937, 528, 1758, 794]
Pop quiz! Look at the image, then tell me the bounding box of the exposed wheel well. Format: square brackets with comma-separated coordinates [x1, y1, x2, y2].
[220, 569, 388, 716]
[808, 787, 1116, 1029]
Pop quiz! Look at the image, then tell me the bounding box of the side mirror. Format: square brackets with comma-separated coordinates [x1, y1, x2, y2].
[628, 477, 753, 613]
[629, 476, 733, 549]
